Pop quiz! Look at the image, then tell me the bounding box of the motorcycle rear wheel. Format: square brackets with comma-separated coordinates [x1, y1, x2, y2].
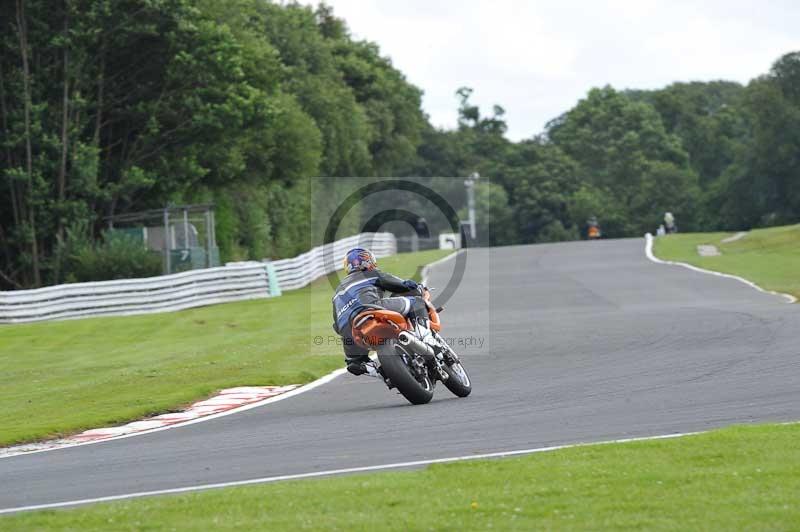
[377, 340, 434, 405]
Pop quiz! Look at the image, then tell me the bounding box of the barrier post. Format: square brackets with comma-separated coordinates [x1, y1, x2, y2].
[265, 262, 282, 297]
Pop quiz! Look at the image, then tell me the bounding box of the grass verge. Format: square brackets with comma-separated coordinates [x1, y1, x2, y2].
[3, 423, 799, 529]
[653, 224, 800, 300]
[0, 249, 450, 446]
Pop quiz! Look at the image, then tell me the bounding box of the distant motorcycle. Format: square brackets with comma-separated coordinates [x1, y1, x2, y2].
[587, 215, 602, 240]
[350, 285, 472, 405]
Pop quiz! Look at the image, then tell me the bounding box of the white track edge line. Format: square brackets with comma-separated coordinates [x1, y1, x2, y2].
[421, 249, 461, 285]
[0, 430, 705, 515]
[644, 233, 796, 304]
[1, 252, 455, 460]
[0, 369, 347, 460]
[5, 421, 798, 515]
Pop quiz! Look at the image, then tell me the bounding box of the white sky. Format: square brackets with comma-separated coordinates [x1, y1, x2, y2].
[308, 0, 800, 141]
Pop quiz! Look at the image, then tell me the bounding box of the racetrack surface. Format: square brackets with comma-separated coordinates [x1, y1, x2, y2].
[2, 238, 799, 512]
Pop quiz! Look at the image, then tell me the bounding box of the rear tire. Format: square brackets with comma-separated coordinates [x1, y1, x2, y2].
[377, 341, 434, 405]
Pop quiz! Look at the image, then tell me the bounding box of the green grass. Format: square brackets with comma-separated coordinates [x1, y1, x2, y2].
[654, 224, 800, 300]
[4, 423, 799, 530]
[0, 249, 450, 447]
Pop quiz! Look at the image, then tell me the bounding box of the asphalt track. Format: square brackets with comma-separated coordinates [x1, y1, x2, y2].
[2, 238, 799, 512]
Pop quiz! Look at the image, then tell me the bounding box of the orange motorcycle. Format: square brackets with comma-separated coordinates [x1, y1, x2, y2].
[350, 285, 472, 405]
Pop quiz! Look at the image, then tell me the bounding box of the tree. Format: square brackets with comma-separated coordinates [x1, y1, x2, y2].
[548, 86, 697, 236]
[0, 0, 430, 284]
[638, 81, 747, 188]
[329, 37, 425, 176]
[462, 181, 514, 247]
[505, 141, 581, 243]
[716, 71, 800, 227]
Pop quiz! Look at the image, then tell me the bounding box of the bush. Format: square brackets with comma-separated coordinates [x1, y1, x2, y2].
[65, 232, 162, 283]
[537, 220, 580, 243]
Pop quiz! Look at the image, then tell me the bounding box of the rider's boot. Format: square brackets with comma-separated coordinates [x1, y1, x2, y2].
[345, 355, 371, 376]
[346, 355, 383, 380]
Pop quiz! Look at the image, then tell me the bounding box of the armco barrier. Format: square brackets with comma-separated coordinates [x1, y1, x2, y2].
[269, 232, 396, 291]
[0, 232, 396, 324]
[0, 263, 273, 324]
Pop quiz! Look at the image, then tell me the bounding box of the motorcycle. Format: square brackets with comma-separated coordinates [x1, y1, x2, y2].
[350, 285, 472, 405]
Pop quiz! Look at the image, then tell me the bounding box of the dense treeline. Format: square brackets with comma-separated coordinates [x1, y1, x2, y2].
[413, 54, 800, 246]
[0, 0, 425, 288]
[1, 0, 798, 289]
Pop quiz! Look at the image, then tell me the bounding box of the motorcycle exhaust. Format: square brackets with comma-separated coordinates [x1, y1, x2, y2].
[398, 331, 450, 381]
[397, 331, 435, 360]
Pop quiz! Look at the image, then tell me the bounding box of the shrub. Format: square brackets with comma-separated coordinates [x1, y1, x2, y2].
[537, 220, 580, 243]
[65, 231, 162, 283]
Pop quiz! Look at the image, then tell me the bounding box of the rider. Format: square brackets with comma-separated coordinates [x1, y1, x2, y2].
[664, 212, 677, 234]
[332, 248, 427, 376]
[587, 215, 602, 239]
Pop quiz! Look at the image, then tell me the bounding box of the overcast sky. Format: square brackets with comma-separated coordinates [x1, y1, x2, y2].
[307, 0, 800, 141]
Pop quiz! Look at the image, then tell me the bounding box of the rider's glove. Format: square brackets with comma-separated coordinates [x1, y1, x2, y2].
[402, 279, 418, 292]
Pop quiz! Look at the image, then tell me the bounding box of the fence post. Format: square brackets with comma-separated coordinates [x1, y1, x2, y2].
[264, 262, 282, 297]
[163, 208, 171, 274]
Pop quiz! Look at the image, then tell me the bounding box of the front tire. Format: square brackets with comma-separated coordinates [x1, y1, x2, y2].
[442, 356, 472, 398]
[377, 341, 434, 405]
